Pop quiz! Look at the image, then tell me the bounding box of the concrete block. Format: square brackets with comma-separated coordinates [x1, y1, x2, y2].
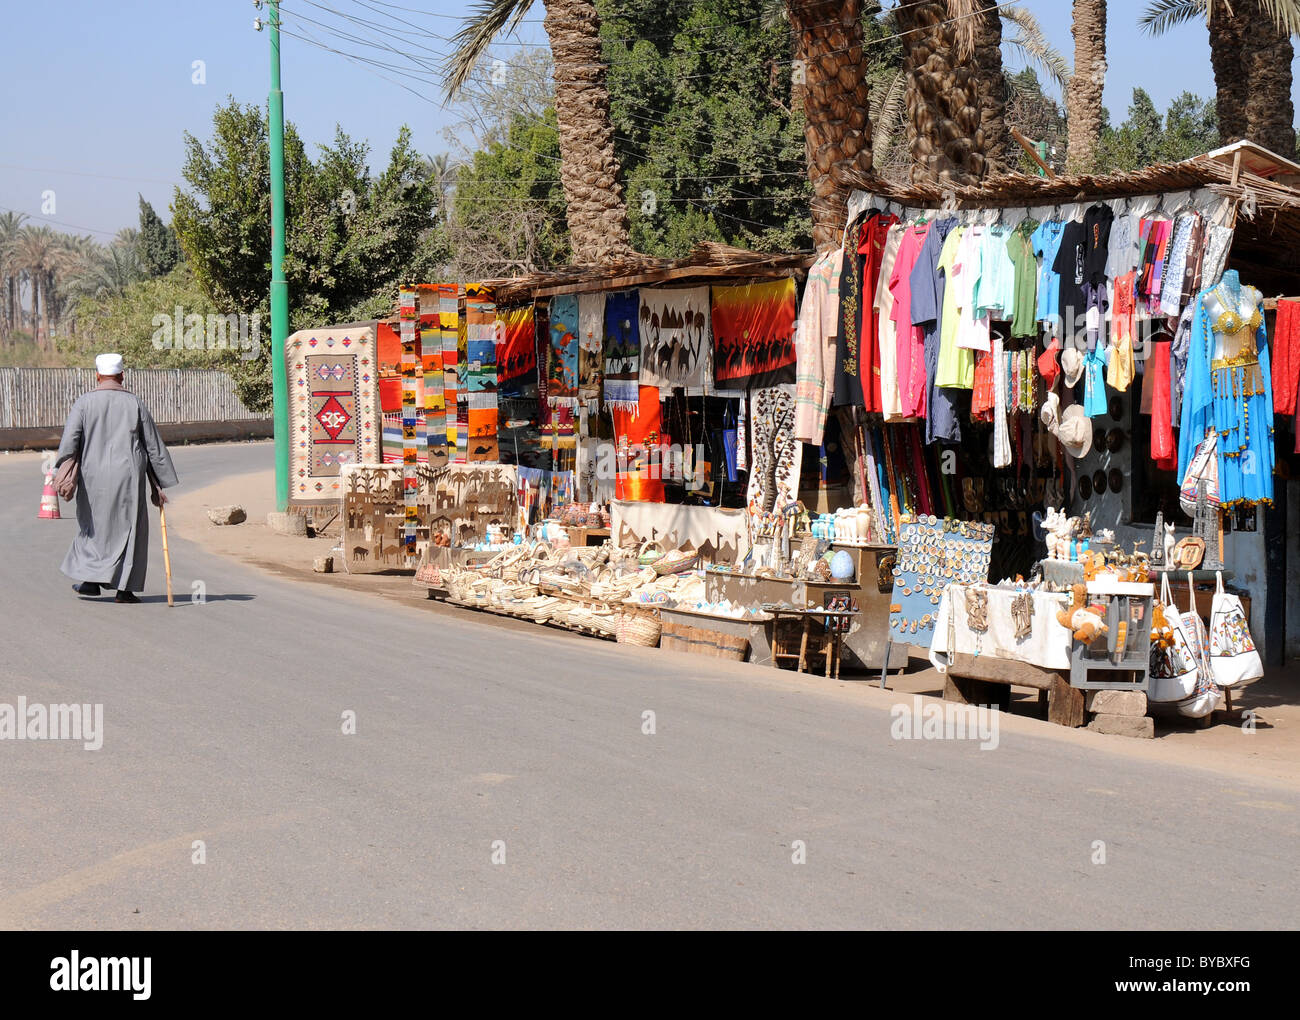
[207, 505, 247, 526]
[1087, 713, 1155, 739]
[1085, 690, 1148, 716]
[313, 555, 334, 574]
[267, 511, 308, 537]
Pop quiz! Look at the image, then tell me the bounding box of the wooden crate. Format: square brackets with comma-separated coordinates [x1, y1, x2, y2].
[660, 620, 749, 660]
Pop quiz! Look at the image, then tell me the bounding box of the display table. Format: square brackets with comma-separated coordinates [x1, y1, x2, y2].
[703, 543, 905, 672]
[929, 584, 1073, 671]
[768, 607, 858, 679]
[930, 584, 1085, 727]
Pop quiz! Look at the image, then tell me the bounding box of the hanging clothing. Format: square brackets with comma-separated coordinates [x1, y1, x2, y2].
[1031, 219, 1066, 331]
[1005, 217, 1039, 339]
[832, 212, 868, 407]
[1107, 270, 1136, 392]
[793, 249, 843, 445]
[1200, 224, 1234, 289]
[1105, 207, 1138, 279]
[1052, 219, 1088, 343]
[875, 224, 907, 421]
[908, 217, 961, 443]
[975, 224, 1016, 321]
[953, 225, 989, 352]
[857, 210, 899, 412]
[992, 331, 1011, 468]
[1150, 337, 1175, 460]
[890, 222, 930, 419]
[1170, 304, 1196, 429]
[1178, 280, 1275, 508]
[935, 226, 975, 388]
[1273, 299, 1300, 417]
[1083, 344, 1109, 417]
[1159, 211, 1197, 317]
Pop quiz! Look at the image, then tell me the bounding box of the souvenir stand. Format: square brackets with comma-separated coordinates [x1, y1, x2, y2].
[829, 148, 1300, 733]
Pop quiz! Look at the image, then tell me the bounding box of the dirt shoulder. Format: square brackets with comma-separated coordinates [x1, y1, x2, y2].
[170, 464, 1300, 792]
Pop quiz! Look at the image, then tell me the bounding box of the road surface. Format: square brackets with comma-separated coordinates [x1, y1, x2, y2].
[1, 443, 1295, 928]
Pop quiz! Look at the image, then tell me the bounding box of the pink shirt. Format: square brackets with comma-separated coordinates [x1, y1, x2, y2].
[889, 223, 929, 418]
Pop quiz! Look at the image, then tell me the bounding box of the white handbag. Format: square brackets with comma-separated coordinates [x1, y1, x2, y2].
[1208, 571, 1263, 688]
[1176, 571, 1223, 719]
[1148, 573, 1199, 704]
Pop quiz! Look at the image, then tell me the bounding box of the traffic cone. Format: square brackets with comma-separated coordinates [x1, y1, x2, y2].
[38, 471, 60, 519]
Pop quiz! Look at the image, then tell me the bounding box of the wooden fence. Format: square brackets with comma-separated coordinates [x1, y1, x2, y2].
[0, 368, 261, 429]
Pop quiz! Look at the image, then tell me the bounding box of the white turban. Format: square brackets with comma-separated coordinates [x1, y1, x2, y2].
[95, 353, 124, 375]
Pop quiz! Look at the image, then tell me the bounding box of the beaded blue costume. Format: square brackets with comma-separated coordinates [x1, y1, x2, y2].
[1177, 272, 1274, 508]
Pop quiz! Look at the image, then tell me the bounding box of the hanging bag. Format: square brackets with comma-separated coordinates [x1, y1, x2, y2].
[1208, 571, 1263, 688]
[1148, 573, 1200, 704]
[1175, 571, 1224, 718]
[1179, 429, 1219, 516]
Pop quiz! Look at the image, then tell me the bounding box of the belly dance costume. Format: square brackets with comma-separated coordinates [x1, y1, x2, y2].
[1178, 276, 1275, 508]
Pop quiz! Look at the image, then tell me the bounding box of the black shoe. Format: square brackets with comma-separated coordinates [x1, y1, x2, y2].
[114, 590, 141, 604]
[73, 582, 103, 597]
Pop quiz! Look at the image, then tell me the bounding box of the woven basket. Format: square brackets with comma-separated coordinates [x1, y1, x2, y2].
[652, 549, 698, 576]
[637, 539, 665, 566]
[617, 609, 662, 647]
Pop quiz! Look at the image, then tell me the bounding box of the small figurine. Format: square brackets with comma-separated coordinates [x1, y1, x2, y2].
[1164, 521, 1177, 566]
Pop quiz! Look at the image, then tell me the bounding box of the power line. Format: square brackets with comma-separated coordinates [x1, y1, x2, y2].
[0, 204, 122, 238]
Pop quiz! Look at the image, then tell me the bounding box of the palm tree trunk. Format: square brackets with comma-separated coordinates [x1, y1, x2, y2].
[788, 0, 874, 252]
[541, 0, 631, 264]
[1065, 0, 1106, 173]
[1208, 3, 1248, 145]
[30, 273, 41, 349]
[896, 1, 1010, 186]
[1244, 2, 1296, 155]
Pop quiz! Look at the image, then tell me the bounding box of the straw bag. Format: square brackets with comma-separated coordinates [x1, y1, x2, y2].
[1148, 573, 1199, 704]
[1208, 571, 1263, 688]
[617, 609, 662, 647]
[637, 539, 665, 566]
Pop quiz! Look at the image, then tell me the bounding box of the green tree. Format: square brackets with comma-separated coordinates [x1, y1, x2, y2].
[136, 196, 182, 278]
[1094, 88, 1218, 171]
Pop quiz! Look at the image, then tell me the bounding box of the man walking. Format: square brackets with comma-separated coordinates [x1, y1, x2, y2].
[55, 353, 179, 603]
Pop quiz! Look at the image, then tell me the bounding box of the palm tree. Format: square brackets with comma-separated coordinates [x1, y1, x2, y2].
[1141, 0, 1300, 156]
[894, 0, 1012, 185]
[0, 211, 27, 343]
[1066, 1, 1106, 173]
[871, 5, 1069, 179]
[785, 1, 876, 252]
[17, 226, 58, 350]
[442, 0, 631, 264]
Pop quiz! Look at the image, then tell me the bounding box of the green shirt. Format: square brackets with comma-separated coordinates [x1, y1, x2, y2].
[1005, 217, 1039, 338]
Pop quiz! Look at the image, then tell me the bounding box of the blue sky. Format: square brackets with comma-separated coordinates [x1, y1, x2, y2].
[1, 0, 1296, 241]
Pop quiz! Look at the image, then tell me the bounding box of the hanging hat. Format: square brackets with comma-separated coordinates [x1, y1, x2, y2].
[1039, 390, 1061, 432]
[95, 353, 124, 375]
[1036, 340, 1061, 389]
[1056, 404, 1093, 459]
[1060, 347, 1084, 388]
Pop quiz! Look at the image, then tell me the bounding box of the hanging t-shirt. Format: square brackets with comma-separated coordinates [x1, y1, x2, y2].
[857, 210, 899, 412]
[975, 224, 1016, 320]
[1083, 344, 1109, 417]
[936, 226, 976, 387]
[953, 225, 989, 352]
[1082, 203, 1114, 285]
[1052, 220, 1088, 343]
[874, 224, 906, 421]
[909, 217, 961, 444]
[1005, 217, 1039, 339]
[890, 222, 930, 420]
[1107, 270, 1136, 393]
[1031, 219, 1066, 330]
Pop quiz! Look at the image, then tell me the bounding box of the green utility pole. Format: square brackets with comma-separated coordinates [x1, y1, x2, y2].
[269, 0, 290, 510]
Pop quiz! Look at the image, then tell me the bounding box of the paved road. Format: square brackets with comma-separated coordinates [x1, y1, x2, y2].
[1, 443, 1296, 929]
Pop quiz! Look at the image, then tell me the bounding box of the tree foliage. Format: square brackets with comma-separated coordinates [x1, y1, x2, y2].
[136, 196, 182, 278]
[1094, 87, 1219, 171]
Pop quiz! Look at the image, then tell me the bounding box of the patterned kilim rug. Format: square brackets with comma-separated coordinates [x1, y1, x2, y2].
[465, 284, 498, 462]
[287, 323, 381, 504]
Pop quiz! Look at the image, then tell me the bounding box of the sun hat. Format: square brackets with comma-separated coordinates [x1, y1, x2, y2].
[1061, 347, 1084, 388]
[1055, 403, 1093, 459]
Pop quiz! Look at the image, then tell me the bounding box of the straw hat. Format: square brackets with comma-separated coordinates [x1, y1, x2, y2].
[1055, 404, 1093, 459]
[1061, 347, 1084, 388]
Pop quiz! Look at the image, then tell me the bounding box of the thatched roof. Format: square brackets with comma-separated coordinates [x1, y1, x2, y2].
[841, 156, 1300, 293]
[479, 241, 817, 306]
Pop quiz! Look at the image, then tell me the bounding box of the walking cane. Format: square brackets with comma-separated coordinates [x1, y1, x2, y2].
[158, 499, 174, 608]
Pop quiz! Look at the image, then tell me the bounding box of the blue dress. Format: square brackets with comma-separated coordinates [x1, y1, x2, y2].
[1177, 284, 1275, 507]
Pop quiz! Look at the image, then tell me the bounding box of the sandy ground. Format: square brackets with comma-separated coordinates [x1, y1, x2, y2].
[166, 449, 1300, 790]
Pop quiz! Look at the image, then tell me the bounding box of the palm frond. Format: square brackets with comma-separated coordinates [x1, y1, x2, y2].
[1002, 5, 1071, 93]
[440, 0, 537, 101]
[1140, 0, 1209, 36]
[1251, 0, 1300, 34]
[760, 0, 788, 31]
[946, 0, 980, 61]
[870, 67, 908, 154]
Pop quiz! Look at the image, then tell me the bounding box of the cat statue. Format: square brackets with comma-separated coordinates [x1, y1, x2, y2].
[1163, 522, 1177, 565]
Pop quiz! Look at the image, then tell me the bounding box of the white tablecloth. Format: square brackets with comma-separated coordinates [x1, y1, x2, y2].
[929, 584, 1073, 672]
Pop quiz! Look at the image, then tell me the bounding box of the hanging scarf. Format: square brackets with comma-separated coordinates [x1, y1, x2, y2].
[496, 304, 536, 388]
[547, 294, 579, 405]
[578, 292, 604, 399]
[712, 277, 798, 390]
[638, 286, 712, 389]
[603, 289, 641, 412]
